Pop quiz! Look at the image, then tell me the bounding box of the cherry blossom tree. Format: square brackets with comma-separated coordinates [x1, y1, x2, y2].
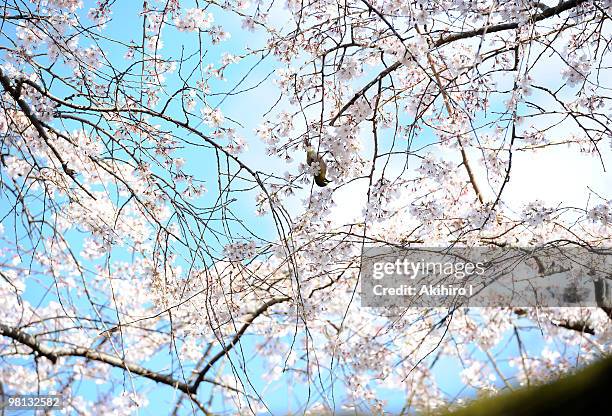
[0, 0, 611, 414]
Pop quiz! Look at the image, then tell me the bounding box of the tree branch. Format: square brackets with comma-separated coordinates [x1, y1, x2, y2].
[1, 297, 291, 397]
[0, 322, 192, 394]
[190, 296, 290, 393]
[330, 0, 589, 125]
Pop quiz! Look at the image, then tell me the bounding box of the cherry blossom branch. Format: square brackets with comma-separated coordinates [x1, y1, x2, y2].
[190, 296, 291, 393]
[330, 0, 589, 126]
[553, 319, 595, 335]
[0, 322, 193, 394]
[420, 44, 485, 204]
[360, 0, 485, 203]
[0, 320, 257, 411]
[0, 297, 293, 396]
[0, 69, 300, 304]
[439, 0, 589, 44]
[514, 308, 598, 335]
[0, 68, 96, 199]
[4, 72, 298, 268]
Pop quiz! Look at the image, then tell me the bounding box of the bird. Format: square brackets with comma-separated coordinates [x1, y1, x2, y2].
[306, 147, 331, 187]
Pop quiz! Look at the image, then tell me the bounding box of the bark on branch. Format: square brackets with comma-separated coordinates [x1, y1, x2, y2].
[190, 296, 290, 393]
[0, 296, 291, 397]
[330, 0, 589, 126]
[0, 322, 192, 394]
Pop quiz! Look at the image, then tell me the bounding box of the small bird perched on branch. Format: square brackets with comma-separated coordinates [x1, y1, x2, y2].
[306, 147, 330, 187]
